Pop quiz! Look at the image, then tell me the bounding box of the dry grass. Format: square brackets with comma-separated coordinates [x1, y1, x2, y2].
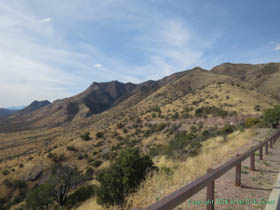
[76, 128, 270, 210]
[124, 129, 262, 209]
[75, 197, 104, 210]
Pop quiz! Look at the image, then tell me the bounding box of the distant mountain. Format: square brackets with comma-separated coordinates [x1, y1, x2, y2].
[0, 62, 280, 133]
[0, 81, 137, 132]
[0, 105, 25, 117]
[0, 108, 17, 118]
[16, 100, 50, 115]
[6, 105, 25, 110]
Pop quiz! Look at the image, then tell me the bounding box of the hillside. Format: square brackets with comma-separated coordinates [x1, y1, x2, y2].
[211, 62, 280, 99]
[1, 63, 279, 133]
[0, 62, 279, 210]
[0, 109, 16, 118]
[0, 81, 137, 132]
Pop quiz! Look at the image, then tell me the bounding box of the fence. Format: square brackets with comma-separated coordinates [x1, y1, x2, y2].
[133, 129, 280, 210]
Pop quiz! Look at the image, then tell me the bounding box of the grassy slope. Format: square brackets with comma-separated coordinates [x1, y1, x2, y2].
[76, 128, 274, 210]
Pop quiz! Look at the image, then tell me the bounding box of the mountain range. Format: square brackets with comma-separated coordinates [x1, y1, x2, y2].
[0, 62, 279, 133]
[0, 62, 280, 210]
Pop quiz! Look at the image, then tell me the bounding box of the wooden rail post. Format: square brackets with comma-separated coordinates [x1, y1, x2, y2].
[259, 146, 263, 160]
[250, 152, 255, 171]
[206, 168, 215, 210]
[270, 139, 273, 148]
[265, 142, 269, 154]
[235, 154, 241, 186]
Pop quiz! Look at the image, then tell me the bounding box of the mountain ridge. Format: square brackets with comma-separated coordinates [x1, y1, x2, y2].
[0, 62, 280, 133]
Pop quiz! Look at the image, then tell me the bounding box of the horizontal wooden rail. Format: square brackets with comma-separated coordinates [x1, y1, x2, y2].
[134, 130, 280, 210]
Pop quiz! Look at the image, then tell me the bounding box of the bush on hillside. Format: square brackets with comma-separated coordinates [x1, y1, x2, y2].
[244, 118, 260, 128]
[96, 148, 156, 206]
[65, 185, 96, 209]
[67, 146, 78, 152]
[161, 132, 201, 159]
[80, 132, 90, 141]
[219, 124, 236, 136]
[26, 184, 53, 210]
[0, 198, 6, 210]
[263, 105, 280, 128]
[96, 131, 104, 139]
[195, 106, 231, 118]
[92, 160, 103, 168]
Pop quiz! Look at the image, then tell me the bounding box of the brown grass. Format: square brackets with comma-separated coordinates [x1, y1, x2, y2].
[77, 128, 273, 210]
[124, 129, 265, 209]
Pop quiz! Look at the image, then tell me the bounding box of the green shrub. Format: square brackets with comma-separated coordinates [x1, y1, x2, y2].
[201, 130, 210, 140]
[172, 112, 179, 120]
[117, 123, 124, 129]
[263, 105, 280, 128]
[96, 148, 155, 206]
[80, 132, 91, 141]
[26, 184, 53, 210]
[67, 146, 78, 152]
[2, 170, 9, 176]
[219, 124, 236, 136]
[11, 192, 26, 205]
[254, 105, 261, 111]
[0, 198, 6, 210]
[96, 131, 104, 138]
[3, 179, 13, 189]
[92, 160, 103, 168]
[84, 168, 94, 181]
[164, 133, 200, 158]
[151, 106, 161, 113]
[65, 185, 95, 209]
[195, 106, 229, 118]
[13, 180, 27, 190]
[244, 118, 260, 128]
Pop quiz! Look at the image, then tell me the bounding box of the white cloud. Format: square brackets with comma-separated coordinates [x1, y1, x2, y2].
[275, 44, 280, 51]
[94, 63, 102, 68]
[0, 0, 214, 107]
[41, 17, 52, 23]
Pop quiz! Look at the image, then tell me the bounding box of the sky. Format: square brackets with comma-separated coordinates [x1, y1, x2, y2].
[0, 0, 280, 107]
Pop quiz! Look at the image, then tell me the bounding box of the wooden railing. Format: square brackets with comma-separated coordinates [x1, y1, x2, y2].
[134, 129, 280, 210]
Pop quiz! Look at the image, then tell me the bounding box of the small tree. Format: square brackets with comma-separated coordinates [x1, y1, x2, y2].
[26, 184, 53, 210]
[48, 164, 83, 206]
[96, 148, 155, 206]
[263, 105, 280, 128]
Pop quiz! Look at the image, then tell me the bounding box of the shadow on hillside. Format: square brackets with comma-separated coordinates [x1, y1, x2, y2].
[269, 153, 280, 156]
[268, 160, 280, 163]
[241, 185, 272, 191]
[255, 169, 280, 173]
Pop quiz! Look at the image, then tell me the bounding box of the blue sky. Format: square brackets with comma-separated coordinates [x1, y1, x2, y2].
[0, 0, 280, 107]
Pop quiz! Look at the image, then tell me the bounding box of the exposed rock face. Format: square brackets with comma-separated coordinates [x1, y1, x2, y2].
[25, 165, 45, 182]
[0, 81, 138, 132]
[17, 100, 51, 115]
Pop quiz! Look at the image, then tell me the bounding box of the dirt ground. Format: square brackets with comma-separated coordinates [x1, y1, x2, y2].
[176, 130, 280, 210]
